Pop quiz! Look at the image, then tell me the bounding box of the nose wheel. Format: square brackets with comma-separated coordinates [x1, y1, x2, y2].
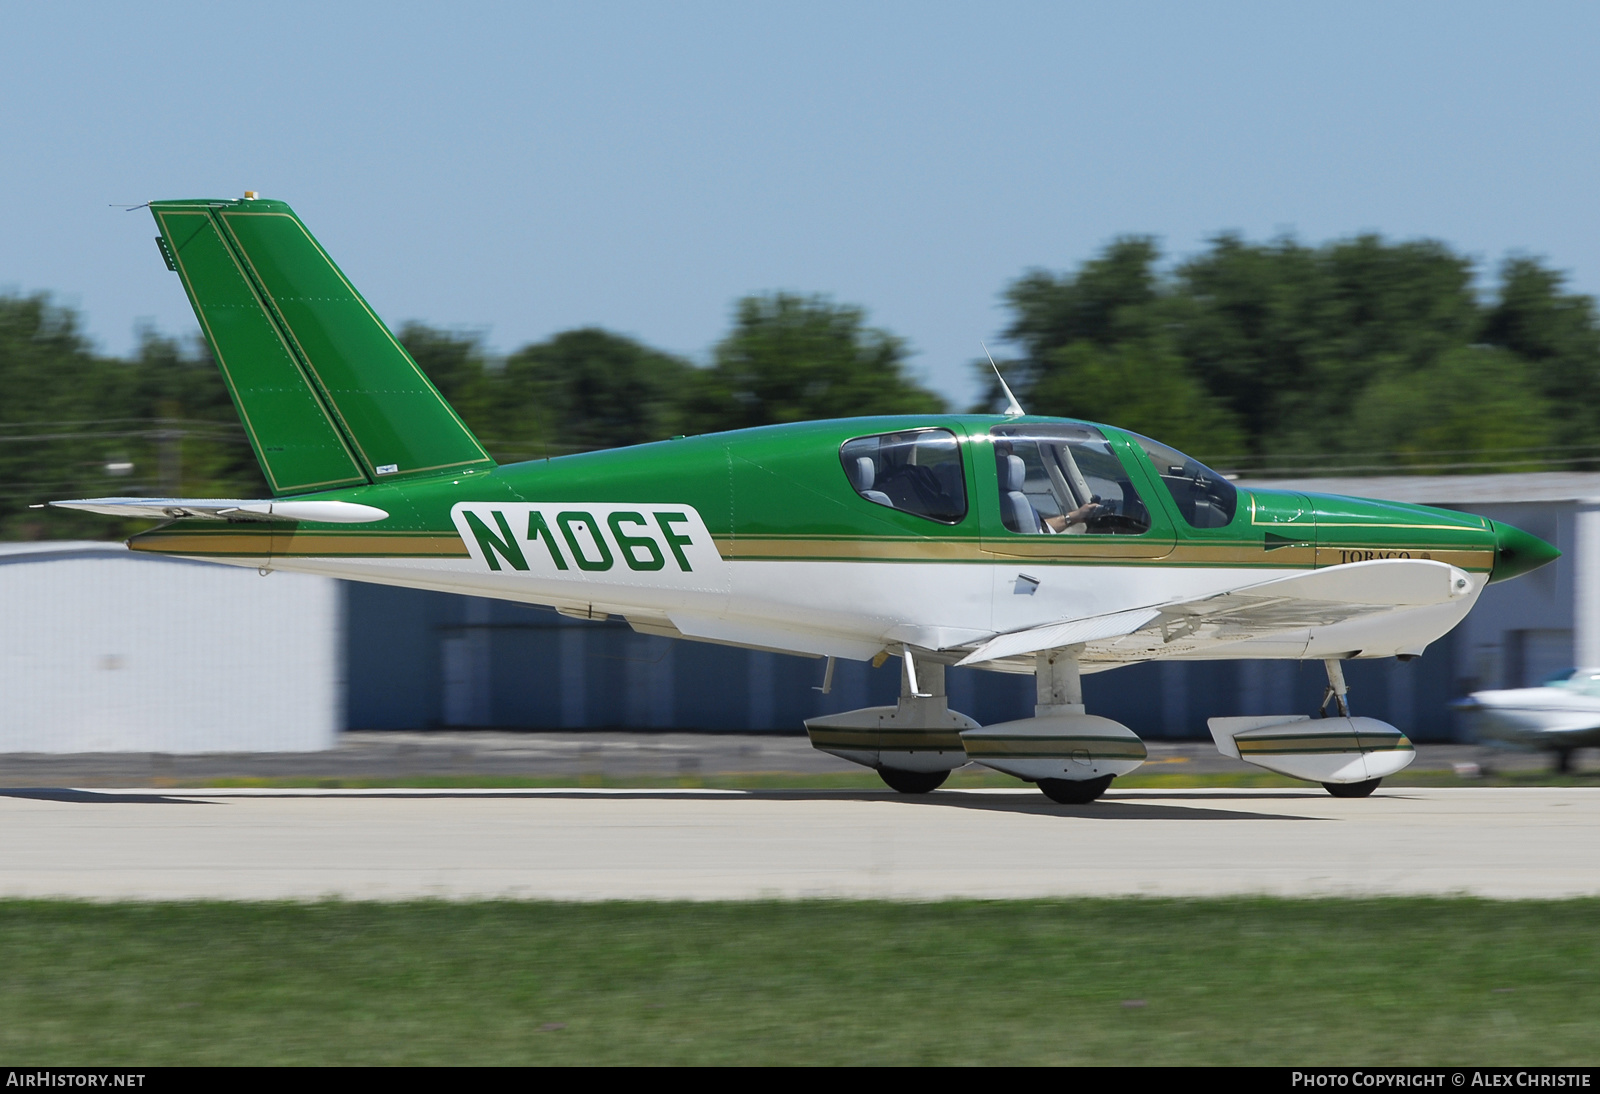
[1038, 775, 1114, 804]
[877, 767, 950, 794]
[1322, 778, 1381, 798]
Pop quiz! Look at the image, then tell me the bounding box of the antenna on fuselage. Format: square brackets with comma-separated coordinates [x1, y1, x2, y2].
[983, 342, 1026, 418]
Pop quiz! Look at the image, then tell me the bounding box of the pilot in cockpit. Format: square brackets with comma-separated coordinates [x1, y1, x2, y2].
[1042, 500, 1107, 534]
[994, 433, 1146, 537]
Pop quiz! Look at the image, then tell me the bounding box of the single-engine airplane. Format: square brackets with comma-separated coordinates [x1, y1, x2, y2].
[1455, 669, 1600, 773]
[51, 195, 1561, 801]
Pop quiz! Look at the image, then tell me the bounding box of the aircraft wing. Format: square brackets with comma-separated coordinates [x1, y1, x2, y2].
[47, 497, 389, 523]
[957, 558, 1473, 666]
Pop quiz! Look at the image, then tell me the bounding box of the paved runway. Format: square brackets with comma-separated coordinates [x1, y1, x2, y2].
[1, 786, 1595, 901]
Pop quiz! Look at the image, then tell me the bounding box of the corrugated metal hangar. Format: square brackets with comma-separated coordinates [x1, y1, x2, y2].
[0, 542, 339, 752]
[0, 472, 1589, 752]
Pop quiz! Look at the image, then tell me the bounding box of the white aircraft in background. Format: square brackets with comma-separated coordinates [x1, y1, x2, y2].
[1455, 669, 1600, 773]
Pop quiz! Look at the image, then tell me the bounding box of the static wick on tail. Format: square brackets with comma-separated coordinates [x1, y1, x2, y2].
[983, 342, 1025, 417]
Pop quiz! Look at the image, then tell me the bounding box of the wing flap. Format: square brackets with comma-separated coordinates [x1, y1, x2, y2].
[959, 559, 1472, 666]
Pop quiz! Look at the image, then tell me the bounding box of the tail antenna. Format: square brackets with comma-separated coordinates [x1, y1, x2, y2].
[983, 342, 1026, 418]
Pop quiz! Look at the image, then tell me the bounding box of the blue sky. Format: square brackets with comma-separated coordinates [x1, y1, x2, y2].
[3, 2, 1597, 406]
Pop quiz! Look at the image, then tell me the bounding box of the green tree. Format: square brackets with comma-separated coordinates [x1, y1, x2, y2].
[398, 324, 498, 443]
[1171, 234, 1479, 456]
[121, 328, 265, 502]
[995, 232, 1589, 474]
[0, 298, 262, 539]
[1352, 346, 1557, 472]
[1481, 257, 1600, 448]
[500, 328, 694, 457]
[690, 293, 944, 433]
[0, 294, 120, 538]
[1005, 238, 1163, 360]
[1032, 339, 1245, 463]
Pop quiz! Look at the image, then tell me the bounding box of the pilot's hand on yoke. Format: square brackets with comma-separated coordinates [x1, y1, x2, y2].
[1043, 499, 1107, 534]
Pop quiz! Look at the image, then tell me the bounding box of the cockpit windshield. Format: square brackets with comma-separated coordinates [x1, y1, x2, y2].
[990, 424, 1151, 536]
[1129, 433, 1238, 529]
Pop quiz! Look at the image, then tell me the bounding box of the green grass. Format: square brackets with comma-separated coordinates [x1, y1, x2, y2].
[2, 898, 1598, 1065]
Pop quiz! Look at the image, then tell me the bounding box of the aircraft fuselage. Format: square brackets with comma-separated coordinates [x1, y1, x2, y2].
[127, 413, 1542, 672]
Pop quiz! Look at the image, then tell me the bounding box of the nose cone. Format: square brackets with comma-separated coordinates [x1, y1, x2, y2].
[1489, 521, 1561, 583]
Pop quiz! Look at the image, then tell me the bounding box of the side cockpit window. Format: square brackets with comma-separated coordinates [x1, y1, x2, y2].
[991, 424, 1151, 535]
[840, 429, 967, 524]
[1130, 434, 1238, 529]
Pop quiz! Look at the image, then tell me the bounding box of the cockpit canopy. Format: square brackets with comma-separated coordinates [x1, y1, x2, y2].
[836, 420, 1238, 535]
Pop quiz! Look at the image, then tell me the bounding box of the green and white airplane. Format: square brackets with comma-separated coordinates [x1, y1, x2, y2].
[53, 195, 1561, 801]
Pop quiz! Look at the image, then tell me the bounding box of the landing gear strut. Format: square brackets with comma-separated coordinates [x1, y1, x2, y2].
[1318, 658, 1380, 798]
[1208, 658, 1414, 794]
[1319, 658, 1351, 718]
[958, 649, 1148, 804]
[804, 649, 975, 788]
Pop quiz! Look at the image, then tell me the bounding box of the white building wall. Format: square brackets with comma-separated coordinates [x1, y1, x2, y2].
[0, 544, 338, 752]
[1450, 501, 1574, 689]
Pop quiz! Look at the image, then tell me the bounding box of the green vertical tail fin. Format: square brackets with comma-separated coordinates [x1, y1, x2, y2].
[151, 196, 493, 495]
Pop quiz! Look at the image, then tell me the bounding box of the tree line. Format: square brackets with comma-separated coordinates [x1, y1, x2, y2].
[997, 235, 1600, 474]
[0, 291, 942, 539]
[4, 231, 1599, 540]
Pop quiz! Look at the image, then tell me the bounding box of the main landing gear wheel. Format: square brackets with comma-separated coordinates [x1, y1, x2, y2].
[1322, 778, 1382, 798]
[1038, 775, 1114, 804]
[878, 767, 950, 794]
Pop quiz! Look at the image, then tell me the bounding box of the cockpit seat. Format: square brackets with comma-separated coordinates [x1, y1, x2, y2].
[854, 457, 894, 508]
[1003, 454, 1040, 534]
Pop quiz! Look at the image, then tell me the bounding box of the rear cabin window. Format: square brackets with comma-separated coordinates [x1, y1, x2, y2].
[1130, 434, 1239, 529]
[990, 424, 1151, 535]
[840, 429, 967, 524]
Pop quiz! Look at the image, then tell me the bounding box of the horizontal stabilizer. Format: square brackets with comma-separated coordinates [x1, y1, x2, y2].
[49, 497, 389, 524]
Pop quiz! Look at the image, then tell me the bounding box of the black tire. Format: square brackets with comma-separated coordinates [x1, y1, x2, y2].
[1323, 778, 1382, 798]
[878, 767, 949, 794]
[1038, 775, 1114, 804]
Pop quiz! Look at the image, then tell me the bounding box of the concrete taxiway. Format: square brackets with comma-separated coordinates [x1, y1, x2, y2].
[0, 786, 1595, 902]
